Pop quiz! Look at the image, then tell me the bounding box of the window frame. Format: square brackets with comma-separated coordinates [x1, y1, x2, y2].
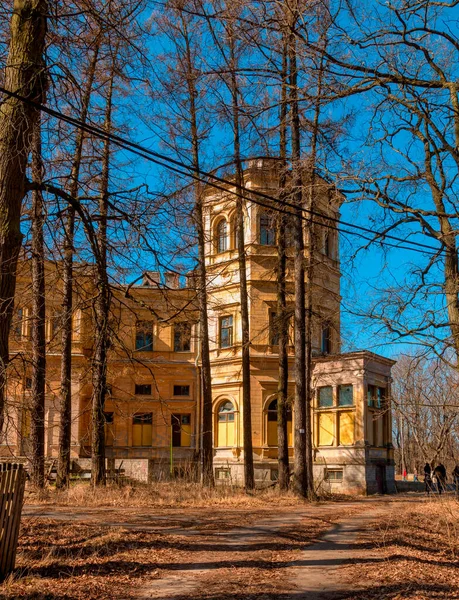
[325, 468, 343, 482]
[173, 322, 192, 352]
[135, 383, 152, 396]
[216, 219, 228, 253]
[135, 320, 154, 352]
[219, 315, 233, 348]
[132, 412, 153, 447]
[318, 385, 334, 408]
[173, 384, 190, 397]
[259, 213, 276, 246]
[321, 323, 332, 354]
[338, 384, 354, 407]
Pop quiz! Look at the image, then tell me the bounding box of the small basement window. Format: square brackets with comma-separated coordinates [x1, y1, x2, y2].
[215, 468, 231, 480]
[325, 469, 343, 482]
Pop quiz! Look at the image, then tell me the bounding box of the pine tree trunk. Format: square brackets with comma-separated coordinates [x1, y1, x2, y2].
[30, 117, 47, 489]
[289, 31, 308, 499]
[0, 0, 47, 435]
[276, 33, 290, 492]
[56, 43, 100, 488]
[91, 55, 116, 487]
[181, 16, 214, 487]
[228, 28, 254, 492]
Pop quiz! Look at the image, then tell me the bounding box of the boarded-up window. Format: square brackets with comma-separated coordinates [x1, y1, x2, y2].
[367, 412, 374, 445]
[217, 401, 235, 447]
[339, 411, 355, 446]
[171, 414, 191, 447]
[267, 399, 292, 447]
[132, 413, 152, 446]
[374, 415, 383, 447]
[318, 413, 335, 446]
[318, 386, 333, 408]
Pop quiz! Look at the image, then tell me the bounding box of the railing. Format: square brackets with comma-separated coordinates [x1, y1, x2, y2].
[0, 463, 26, 581]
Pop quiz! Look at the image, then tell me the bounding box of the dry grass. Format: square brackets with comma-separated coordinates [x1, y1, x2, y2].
[1, 502, 337, 600]
[26, 480, 308, 509]
[341, 496, 459, 599]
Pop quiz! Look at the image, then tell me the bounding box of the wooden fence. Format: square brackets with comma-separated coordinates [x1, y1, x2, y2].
[0, 463, 26, 581]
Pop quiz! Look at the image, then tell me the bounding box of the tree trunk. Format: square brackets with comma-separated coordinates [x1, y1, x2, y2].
[289, 30, 308, 499]
[0, 0, 47, 435]
[228, 27, 254, 492]
[30, 117, 47, 489]
[276, 33, 290, 492]
[56, 43, 100, 488]
[181, 15, 214, 487]
[91, 57, 116, 487]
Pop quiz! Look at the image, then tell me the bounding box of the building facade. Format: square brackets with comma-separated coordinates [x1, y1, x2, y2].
[0, 158, 395, 494]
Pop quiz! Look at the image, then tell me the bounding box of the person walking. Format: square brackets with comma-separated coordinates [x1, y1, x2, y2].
[452, 465, 459, 496]
[424, 462, 431, 476]
[433, 463, 447, 495]
[403, 468, 407, 481]
[424, 470, 433, 495]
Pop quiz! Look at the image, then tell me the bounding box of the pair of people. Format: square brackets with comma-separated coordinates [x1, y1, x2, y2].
[424, 463, 447, 495]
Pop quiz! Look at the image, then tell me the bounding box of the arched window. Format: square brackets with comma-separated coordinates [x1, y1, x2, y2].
[216, 219, 228, 253]
[267, 399, 292, 446]
[259, 213, 276, 245]
[217, 400, 235, 447]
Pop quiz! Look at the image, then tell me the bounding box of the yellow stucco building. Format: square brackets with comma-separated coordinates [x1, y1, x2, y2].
[1, 158, 395, 494]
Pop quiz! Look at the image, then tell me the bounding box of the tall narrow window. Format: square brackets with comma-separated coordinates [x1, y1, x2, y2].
[219, 315, 233, 348]
[132, 413, 152, 446]
[135, 321, 153, 351]
[171, 414, 191, 447]
[260, 213, 276, 245]
[104, 412, 114, 447]
[174, 322, 191, 352]
[217, 219, 228, 253]
[269, 311, 279, 345]
[13, 308, 23, 339]
[217, 401, 235, 447]
[321, 323, 332, 354]
[323, 230, 332, 257]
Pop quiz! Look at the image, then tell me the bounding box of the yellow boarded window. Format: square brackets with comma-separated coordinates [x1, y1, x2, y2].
[367, 412, 374, 445]
[172, 414, 191, 447]
[132, 413, 152, 446]
[217, 401, 235, 447]
[21, 409, 31, 439]
[318, 413, 335, 446]
[267, 399, 293, 446]
[339, 411, 355, 446]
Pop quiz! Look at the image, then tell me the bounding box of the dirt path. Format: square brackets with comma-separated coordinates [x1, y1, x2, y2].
[289, 507, 386, 599]
[18, 497, 414, 600]
[131, 500, 396, 600]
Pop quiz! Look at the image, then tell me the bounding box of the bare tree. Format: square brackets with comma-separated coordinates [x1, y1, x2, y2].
[30, 116, 46, 488]
[0, 0, 47, 435]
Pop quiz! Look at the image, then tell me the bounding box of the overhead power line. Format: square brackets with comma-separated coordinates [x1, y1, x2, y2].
[0, 85, 442, 257]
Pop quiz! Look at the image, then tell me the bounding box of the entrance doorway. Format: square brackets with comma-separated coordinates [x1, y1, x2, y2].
[375, 464, 387, 494]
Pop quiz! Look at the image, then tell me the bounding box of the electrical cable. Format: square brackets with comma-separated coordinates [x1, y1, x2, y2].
[0, 85, 442, 256]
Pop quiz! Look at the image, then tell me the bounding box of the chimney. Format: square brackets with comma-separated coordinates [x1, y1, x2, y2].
[164, 272, 179, 289]
[142, 271, 160, 286]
